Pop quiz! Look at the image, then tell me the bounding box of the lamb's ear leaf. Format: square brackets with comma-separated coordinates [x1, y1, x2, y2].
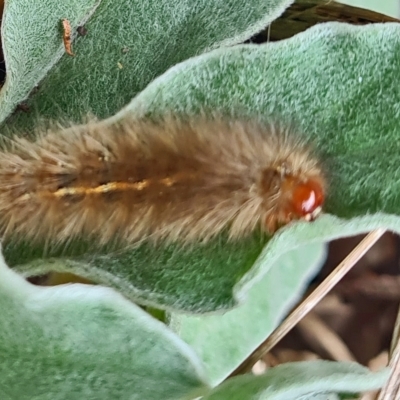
[0, 249, 209, 399]
[0, 0, 101, 124]
[169, 242, 327, 385]
[201, 361, 390, 400]
[1, 0, 293, 128]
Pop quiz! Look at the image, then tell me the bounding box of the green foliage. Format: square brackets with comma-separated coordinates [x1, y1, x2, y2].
[0, 251, 208, 400]
[3, 0, 292, 128]
[170, 243, 327, 385]
[201, 361, 390, 399]
[0, 0, 395, 398]
[0, 0, 100, 124]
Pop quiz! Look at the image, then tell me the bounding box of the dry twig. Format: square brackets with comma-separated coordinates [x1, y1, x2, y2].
[229, 228, 386, 377]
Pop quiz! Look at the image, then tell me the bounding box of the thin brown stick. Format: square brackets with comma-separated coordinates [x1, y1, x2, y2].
[229, 228, 386, 377]
[376, 349, 400, 400]
[377, 304, 400, 400]
[390, 306, 400, 358]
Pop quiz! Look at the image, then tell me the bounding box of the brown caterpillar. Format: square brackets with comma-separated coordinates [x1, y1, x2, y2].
[61, 19, 74, 57]
[0, 116, 325, 246]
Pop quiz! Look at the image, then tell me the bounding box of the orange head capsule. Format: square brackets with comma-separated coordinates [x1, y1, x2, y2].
[262, 167, 325, 234]
[291, 178, 324, 221]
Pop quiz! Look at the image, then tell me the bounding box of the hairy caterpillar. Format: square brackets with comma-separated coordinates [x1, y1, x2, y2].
[0, 116, 325, 246]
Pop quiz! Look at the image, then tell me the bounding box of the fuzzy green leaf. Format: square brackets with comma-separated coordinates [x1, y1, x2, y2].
[170, 243, 326, 385]
[2, 0, 291, 128]
[11, 233, 266, 312]
[0, 249, 208, 399]
[0, 0, 100, 124]
[298, 395, 339, 400]
[201, 361, 389, 400]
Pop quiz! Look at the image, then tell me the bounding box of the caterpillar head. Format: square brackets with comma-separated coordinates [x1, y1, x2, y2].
[261, 162, 325, 233]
